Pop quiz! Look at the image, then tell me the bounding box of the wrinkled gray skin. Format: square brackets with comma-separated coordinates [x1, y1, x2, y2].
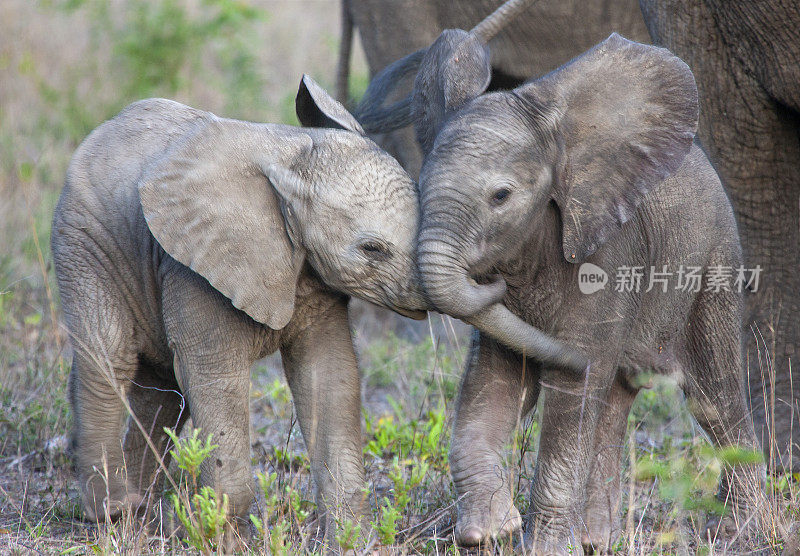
[639, 0, 800, 475]
[373, 33, 765, 553]
[51, 77, 427, 545]
[339, 0, 649, 178]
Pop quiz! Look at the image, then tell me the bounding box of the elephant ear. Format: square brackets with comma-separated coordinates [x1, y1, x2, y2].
[296, 74, 365, 134]
[519, 33, 698, 263]
[139, 116, 313, 329]
[412, 29, 491, 154]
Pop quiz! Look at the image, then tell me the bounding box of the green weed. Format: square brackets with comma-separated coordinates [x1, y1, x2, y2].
[163, 427, 232, 552]
[635, 441, 763, 516]
[373, 456, 431, 544]
[364, 402, 448, 471]
[249, 469, 314, 551]
[334, 516, 362, 551]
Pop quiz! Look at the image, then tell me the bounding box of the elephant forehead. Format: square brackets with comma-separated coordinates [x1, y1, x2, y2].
[315, 171, 417, 213]
[422, 134, 518, 188]
[352, 194, 420, 239]
[316, 156, 417, 208]
[310, 136, 414, 193]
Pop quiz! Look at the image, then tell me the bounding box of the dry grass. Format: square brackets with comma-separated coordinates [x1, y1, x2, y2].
[0, 1, 797, 554]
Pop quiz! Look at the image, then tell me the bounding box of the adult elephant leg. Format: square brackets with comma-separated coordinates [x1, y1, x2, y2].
[450, 330, 540, 547]
[582, 376, 637, 554]
[279, 296, 367, 546]
[736, 105, 800, 475]
[641, 0, 800, 473]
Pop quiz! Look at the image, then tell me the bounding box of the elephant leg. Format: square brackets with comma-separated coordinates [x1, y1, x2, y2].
[449, 330, 540, 547]
[641, 0, 800, 473]
[280, 297, 366, 545]
[523, 355, 616, 556]
[122, 368, 189, 511]
[736, 109, 800, 476]
[172, 354, 253, 546]
[57, 256, 147, 521]
[581, 376, 637, 554]
[161, 269, 261, 545]
[684, 288, 766, 543]
[70, 348, 143, 522]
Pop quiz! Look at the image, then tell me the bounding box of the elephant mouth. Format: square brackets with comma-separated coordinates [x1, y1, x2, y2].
[392, 306, 428, 320]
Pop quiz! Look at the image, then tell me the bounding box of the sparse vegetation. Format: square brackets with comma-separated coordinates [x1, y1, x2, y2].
[0, 0, 796, 553]
[166, 426, 230, 553]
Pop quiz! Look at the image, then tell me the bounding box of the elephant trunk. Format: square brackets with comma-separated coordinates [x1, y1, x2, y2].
[418, 225, 588, 373]
[417, 232, 507, 319]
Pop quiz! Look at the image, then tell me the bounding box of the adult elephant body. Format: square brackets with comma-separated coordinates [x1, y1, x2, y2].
[640, 0, 800, 472]
[342, 0, 649, 177]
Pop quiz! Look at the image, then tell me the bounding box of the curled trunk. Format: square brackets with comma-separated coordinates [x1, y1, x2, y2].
[418, 232, 588, 373]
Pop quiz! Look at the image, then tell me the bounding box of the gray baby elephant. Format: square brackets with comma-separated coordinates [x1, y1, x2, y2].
[51, 77, 428, 542]
[360, 33, 765, 553]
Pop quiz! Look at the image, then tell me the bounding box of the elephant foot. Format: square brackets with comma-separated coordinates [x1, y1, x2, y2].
[303, 506, 371, 553]
[520, 532, 586, 556]
[580, 504, 620, 554]
[703, 468, 772, 551]
[704, 514, 739, 540]
[519, 513, 586, 556]
[81, 474, 146, 522]
[221, 518, 252, 552]
[580, 524, 615, 554]
[454, 491, 522, 547]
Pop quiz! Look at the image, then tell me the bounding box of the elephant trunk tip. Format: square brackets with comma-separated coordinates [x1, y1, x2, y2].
[423, 270, 508, 320]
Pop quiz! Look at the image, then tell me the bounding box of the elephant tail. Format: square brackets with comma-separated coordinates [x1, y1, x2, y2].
[336, 0, 354, 104]
[471, 0, 537, 44]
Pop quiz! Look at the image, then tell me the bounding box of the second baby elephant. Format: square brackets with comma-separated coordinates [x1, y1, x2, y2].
[362, 33, 767, 553]
[51, 77, 429, 544]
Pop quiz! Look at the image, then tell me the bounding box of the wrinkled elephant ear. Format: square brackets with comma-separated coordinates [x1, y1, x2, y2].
[412, 29, 491, 154]
[519, 33, 699, 263]
[296, 74, 365, 134]
[139, 116, 313, 330]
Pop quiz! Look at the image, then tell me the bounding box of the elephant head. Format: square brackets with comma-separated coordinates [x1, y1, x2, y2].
[410, 33, 697, 368]
[138, 76, 427, 330]
[351, 2, 602, 370]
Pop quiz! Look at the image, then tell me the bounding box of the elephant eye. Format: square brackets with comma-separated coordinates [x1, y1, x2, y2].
[359, 241, 390, 259]
[490, 187, 512, 206]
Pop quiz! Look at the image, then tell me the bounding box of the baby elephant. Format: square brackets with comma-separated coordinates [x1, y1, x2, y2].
[363, 33, 766, 553]
[51, 77, 427, 543]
